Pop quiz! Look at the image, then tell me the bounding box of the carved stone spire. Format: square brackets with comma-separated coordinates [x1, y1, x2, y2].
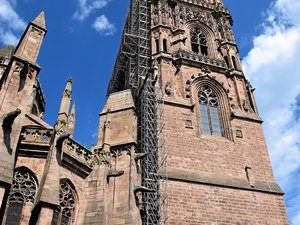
[67, 101, 76, 137]
[32, 10, 46, 30]
[14, 11, 47, 63]
[57, 78, 72, 131]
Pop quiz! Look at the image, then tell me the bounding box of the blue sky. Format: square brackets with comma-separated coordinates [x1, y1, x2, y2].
[1, 0, 300, 223]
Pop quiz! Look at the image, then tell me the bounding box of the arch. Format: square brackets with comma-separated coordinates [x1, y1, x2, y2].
[186, 22, 218, 58]
[5, 167, 38, 225]
[52, 179, 78, 225]
[192, 76, 233, 140]
[190, 28, 208, 55]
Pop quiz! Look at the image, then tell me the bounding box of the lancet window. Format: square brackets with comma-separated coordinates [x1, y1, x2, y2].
[198, 86, 222, 136]
[52, 180, 77, 225]
[191, 28, 208, 56]
[5, 168, 38, 225]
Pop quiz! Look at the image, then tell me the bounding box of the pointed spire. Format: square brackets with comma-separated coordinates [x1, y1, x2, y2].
[32, 10, 46, 30]
[57, 78, 72, 132]
[70, 100, 76, 117]
[67, 101, 76, 137]
[14, 11, 47, 63]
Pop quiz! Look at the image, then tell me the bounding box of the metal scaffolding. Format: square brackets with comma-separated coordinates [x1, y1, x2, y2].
[107, 0, 168, 224]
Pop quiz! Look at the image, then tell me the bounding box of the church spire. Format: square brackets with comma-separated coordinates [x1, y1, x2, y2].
[57, 78, 72, 131]
[32, 10, 46, 30]
[14, 11, 47, 63]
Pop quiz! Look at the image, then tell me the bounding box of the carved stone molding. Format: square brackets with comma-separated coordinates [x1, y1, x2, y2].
[152, 0, 217, 31]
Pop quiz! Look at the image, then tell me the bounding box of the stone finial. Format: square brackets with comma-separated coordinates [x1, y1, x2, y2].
[57, 78, 73, 133]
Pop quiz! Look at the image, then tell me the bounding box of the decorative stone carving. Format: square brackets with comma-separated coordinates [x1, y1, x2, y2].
[152, 0, 216, 31]
[56, 181, 76, 218]
[172, 50, 227, 69]
[8, 169, 37, 203]
[236, 129, 243, 138]
[215, 14, 234, 42]
[165, 82, 172, 95]
[31, 26, 44, 36]
[90, 148, 111, 167]
[201, 67, 211, 75]
[242, 100, 249, 112]
[199, 86, 218, 106]
[13, 62, 24, 76]
[62, 138, 93, 165]
[104, 121, 111, 129]
[20, 127, 52, 145]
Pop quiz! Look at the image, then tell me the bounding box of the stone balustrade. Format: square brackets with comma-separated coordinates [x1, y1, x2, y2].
[172, 49, 227, 69]
[20, 127, 53, 146]
[62, 138, 93, 165]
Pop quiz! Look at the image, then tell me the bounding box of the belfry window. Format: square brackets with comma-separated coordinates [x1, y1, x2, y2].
[52, 180, 77, 225]
[232, 56, 237, 70]
[163, 39, 168, 52]
[198, 86, 222, 136]
[155, 39, 159, 53]
[191, 28, 208, 56]
[5, 168, 38, 225]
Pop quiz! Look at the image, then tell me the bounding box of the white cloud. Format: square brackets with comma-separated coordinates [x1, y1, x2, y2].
[92, 15, 116, 36]
[73, 0, 111, 21]
[0, 0, 26, 45]
[292, 214, 300, 225]
[242, 0, 300, 224]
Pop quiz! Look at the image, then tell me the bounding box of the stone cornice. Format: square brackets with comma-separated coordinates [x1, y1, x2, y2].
[164, 168, 284, 195]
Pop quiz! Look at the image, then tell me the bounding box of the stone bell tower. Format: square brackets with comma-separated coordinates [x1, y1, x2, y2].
[150, 0, 289, 223]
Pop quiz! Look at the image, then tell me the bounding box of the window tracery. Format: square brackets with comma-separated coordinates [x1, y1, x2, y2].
[8, 169, 37, 203]
[191, 28, 208, 56]
[5, 168, 37, 225]
[198, 86, 222, 136]
[52, 181, 77, 225]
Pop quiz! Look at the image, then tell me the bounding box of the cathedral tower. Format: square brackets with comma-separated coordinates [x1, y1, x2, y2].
[148, 0, 289, 223]
[0, 1, 289, 224]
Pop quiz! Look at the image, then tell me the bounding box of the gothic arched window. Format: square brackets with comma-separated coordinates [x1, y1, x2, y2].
[198, 86, 222, 136]
[5, 168, 37, 225]
[191, 28, 208, 56]
[52, 180, 77, 225]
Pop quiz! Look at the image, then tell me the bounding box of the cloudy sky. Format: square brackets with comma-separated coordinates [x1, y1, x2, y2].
[0, 0, 299, 223]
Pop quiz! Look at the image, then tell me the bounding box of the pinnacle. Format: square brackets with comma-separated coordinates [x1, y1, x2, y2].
[32, 10, 46, 30]
[70, 101, 76, 116]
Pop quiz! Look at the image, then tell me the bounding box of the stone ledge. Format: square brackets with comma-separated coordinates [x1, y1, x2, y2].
[231, 112, 263, 123]
[164, 98, 193, 109]
[164, 169, 284, 195]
